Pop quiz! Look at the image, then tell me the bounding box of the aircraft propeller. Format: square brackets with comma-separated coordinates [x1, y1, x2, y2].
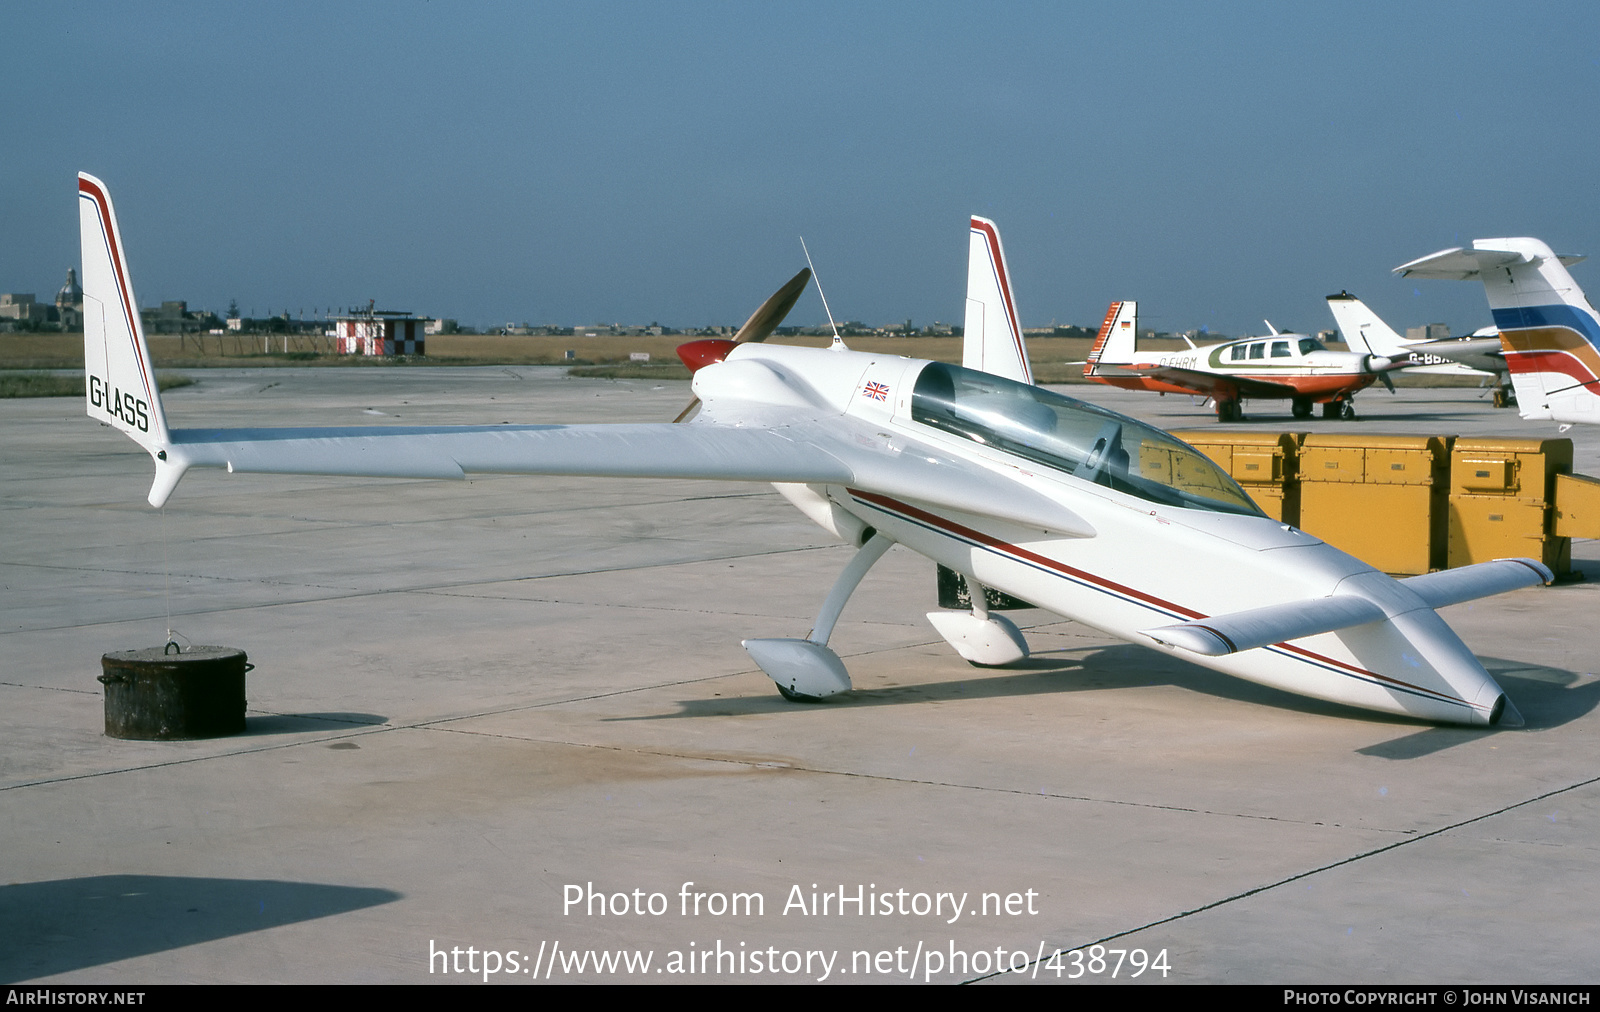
[672, 268, 812, 422]
[1363, 353, 1399, 393]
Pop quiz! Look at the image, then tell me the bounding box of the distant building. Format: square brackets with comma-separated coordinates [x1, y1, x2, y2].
[0, 293, 47, 323]
[56, 268, 83, 329]
[1406, 323, 1450, 343]
[334, 308, 426, 355]
[141, 300, 195, 333]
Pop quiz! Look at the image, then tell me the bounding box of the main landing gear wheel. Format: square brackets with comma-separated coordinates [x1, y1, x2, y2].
[1215, 399, 1243, 422]
[1291, 398, 1313, 419]
[1340, 400, 1357, 421]
[775, 682, 825, 703]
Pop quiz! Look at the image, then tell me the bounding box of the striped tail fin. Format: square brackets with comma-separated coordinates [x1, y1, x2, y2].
[79, 172, 182, 503]
[962, 216, 1033, 384]
[1396, 238, 1599, 424]
[1084, 300, 1137, 376]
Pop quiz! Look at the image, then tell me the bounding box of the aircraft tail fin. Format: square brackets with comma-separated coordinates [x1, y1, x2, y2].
[962, 217, 1032, 384]
[1396, 238, 1600, 422]
[1084, 300, 1138, 375]
[78, 173, 182, 504]
[1325, 291, 1409, 356]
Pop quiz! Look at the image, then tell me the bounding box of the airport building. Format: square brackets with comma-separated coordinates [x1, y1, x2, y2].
[333, 308, 427, 355]
[1407, 322, 1451, 342]
[0, 270, 84, 330]
[0, 293, 48, 323]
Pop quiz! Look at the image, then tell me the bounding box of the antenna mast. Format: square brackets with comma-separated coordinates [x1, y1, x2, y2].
[800, 237, 844, 348]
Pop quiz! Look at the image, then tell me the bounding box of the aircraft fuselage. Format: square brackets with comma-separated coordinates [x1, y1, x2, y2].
[700, 343, 1509, 725]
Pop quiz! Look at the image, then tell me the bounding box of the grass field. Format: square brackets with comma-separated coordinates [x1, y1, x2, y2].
[0, 331, 1489, 389]
[0, 371, 193, 399]
[0, 331, 1101, 381]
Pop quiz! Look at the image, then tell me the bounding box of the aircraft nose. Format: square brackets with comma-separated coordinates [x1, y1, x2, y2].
[676, 339, 739, 373]
[1496, 696, 1526, 728]
[1392, 608, 1516, 727]
[1478, 685, 1524, 728]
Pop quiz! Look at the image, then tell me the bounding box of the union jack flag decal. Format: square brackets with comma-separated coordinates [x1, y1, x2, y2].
[863, 381, 890, 401]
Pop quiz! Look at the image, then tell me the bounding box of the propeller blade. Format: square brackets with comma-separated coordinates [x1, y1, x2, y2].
[672, 397, 701, 423]
[730, 267, 812, 345]
[1380, 370, 1396, 394]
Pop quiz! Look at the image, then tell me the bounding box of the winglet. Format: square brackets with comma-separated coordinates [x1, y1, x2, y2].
[78, 173, 178, 504]
[963, 217, 1033, 384]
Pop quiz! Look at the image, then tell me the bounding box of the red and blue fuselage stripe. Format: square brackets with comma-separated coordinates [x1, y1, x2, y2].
[846, 488, 1478, 714]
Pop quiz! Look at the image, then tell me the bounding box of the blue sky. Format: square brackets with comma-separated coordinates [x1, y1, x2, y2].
[6, 2, 1599, 336]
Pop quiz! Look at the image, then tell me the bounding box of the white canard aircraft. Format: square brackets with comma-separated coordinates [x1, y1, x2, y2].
[80, 178, 1549, 726]
[1324, 291, 1510, 402]
[1082, 301, 1401, 422]
[1395, 238, 1600, 427]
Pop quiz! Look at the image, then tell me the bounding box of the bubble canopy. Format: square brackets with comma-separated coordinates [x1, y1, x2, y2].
[908, 362, 1263, 517]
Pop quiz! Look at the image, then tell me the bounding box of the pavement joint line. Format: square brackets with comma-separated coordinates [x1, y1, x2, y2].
[0, 544, 844, 635]
[0, 663, 773, 793]
[0, 723, 395, 794]
[419, 721, 1419, 832]
[0, 680, 97, 696]
[2, 539, 833, 591]
[965, 769, 1600, 984]
[408, 590, 934, 627]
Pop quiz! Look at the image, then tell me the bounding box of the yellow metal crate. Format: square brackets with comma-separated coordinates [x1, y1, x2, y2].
[1448, 497, 1569, 574]
[1449, 437, 1572, 500]
[1298, 435, 1450, 574]
[1168, 431, 1300, 525]
[1554, 472, 1600, 539]
[1447, 437, 1575, 575]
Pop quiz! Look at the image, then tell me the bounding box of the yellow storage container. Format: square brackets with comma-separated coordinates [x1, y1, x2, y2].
[1554, 472, 1600, 539]
[1297, 434, 1451, 574]
[1448, 437, 1574, 575]
[1169, 431, 1301, 525]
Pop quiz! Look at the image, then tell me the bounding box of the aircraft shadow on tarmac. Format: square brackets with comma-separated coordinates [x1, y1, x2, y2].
[0, 875, 400, 982]
[628, 642, 1443, 725]
[1358, 657, 1600, 760]
[631, 643, 1597, 760]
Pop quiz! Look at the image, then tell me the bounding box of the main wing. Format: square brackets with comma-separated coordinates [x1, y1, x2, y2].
[156, 414, 1093, 538]
[83, 172, 1099, 540]
[153, 422, 853, 505]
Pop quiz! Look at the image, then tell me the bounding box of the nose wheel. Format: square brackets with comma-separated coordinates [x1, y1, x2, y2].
[744, 532, 894, 701]
[1323, 398, 1357, 421]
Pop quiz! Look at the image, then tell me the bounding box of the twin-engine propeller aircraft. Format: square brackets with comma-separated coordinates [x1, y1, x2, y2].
[1395, 238, 1600, 428]
[80, 177, 1549, 726]
[1324, 291, 1511, 406]
[1083, 301, 1404, 422]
